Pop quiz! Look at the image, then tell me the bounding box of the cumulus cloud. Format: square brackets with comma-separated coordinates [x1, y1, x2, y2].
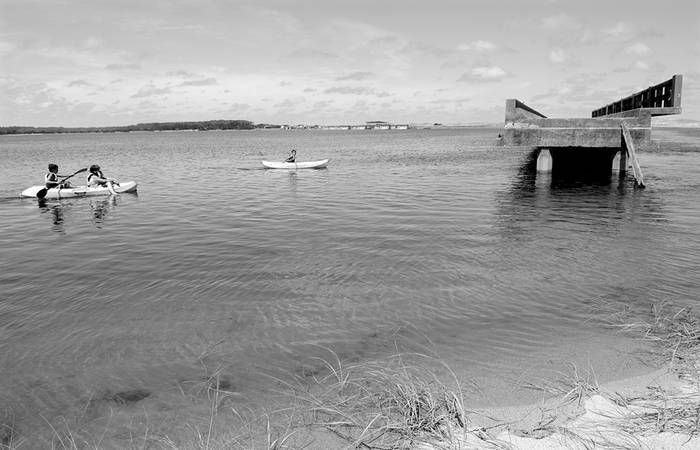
[273, 98, 305, 108]
[541, 13, 580, 30]
[105, 63, 141, 71]
[336, 72, 374, 81]
[458, 66, 507, 82]
[179, 78, 217, 87]
[324, 86, 373, 95]
[0, 41, 16, 54]
[229, 102, 251, 110]
[167, 70, 197, 78]
[549, 48, 568, 63]
[287, 49, 338, 60]
[614, 61, 665, 73]
[604, 22, 631, 38]
[625, 43, 651, 55]
[68, 79, 90, 87]
[83, 37, 102, 49]
[312, 100, 334, 110]
[457, 40, 497, 52]
[131, 84, 172, 98]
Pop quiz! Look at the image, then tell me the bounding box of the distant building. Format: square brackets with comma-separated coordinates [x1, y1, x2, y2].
[310, 121, 410, 130]
[366, 121, 390, 130]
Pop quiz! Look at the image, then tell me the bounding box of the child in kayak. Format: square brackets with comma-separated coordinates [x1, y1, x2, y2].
[87, 164, 119, 193]
[45, 163, 72, 189]
[284, 149, 297, 163]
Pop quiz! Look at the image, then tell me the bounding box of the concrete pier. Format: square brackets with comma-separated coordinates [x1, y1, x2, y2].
[498, 75, 683, 185]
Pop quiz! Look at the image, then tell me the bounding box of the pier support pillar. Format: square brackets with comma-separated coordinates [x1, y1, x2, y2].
[536, 148, 553, 172]
[611, 150, 628, 173]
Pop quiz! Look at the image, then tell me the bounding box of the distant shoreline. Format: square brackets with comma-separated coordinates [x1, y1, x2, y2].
[0, 123, 503, 136]
[0, 120, 256, 135]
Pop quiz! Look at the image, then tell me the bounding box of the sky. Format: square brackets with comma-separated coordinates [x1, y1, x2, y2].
[1, 0, 698, 127]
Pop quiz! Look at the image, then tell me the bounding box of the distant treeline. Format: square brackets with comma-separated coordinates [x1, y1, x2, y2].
[0, 120, 261, 135]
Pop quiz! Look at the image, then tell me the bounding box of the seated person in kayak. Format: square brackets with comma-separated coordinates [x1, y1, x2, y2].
[284, 149, 297, 163]
[87, 164, 119, 188]
[45, 163, 72, 189]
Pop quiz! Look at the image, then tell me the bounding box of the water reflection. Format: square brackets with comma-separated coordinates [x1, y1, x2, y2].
[38, 199, 67, 233]
[287, 171, 298, 193]
[90, 195, 118, 227]
[497, 149, 667, 238]
[35, 195, 122, 231]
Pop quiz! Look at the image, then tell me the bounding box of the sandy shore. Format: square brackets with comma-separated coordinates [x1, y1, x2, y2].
[416, 302, 700, 450]
[459, 366, 700, 449]
[284, 301, 700, 450]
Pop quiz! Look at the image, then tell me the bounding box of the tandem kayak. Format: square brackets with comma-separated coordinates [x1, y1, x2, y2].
[20, 181, 138, 199]
[261, 159, 329, 169]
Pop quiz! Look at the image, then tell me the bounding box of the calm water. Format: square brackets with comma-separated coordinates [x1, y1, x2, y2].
[1, 127, 699, 446]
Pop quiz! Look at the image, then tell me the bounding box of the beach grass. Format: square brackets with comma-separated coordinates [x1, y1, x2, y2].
[256, 349, 509, 450]
[7, 300, 699, 449]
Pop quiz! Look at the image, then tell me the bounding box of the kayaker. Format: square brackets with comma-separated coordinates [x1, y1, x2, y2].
[284, 149, 297, 163]
[45, 163, 72, 189]
[87, 164, 119, 189]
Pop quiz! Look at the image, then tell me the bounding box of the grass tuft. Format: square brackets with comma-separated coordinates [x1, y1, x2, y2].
[269, 350, 503, 449]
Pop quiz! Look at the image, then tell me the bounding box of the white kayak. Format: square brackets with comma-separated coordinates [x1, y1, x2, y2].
[261, 159, 329, 169]
[20, 181, 138, 199]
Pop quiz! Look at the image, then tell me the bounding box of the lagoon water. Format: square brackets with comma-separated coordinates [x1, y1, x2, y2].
[1, 127, 699, 446]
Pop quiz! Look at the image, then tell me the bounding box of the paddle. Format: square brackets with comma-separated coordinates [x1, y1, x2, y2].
[36, 168, 87, 199]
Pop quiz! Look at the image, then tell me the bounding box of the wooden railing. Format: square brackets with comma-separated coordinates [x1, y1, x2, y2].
[592, 75, 682, 117]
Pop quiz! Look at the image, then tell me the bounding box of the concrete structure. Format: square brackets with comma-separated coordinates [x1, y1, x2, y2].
[498, 75, 683, 186]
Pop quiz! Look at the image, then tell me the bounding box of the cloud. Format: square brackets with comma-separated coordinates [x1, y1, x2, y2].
[131, 84, 172, 98]
[68, 79, 90, 87]
[287, 49, 338, 60]
[549, 48, 568, 63]
[273, 98, 305, 108]
[0, 41, 15, 54]
[178, 78, 218, 87]
[457, 40, 497, 52]
[105, 63, 141, 71]
[625, 43, 651, 55]
[167, 70, 197, 78]
[458, 66, 507, 83]
[613, 61, 665, 73]
[336, 72, 374, 81]
[312, 100, 334, 110]
[83, 37, 102, 49]
[541, 13, 580, 31]
[399, 40, 451, 58]
[229, 102, 251, 110]
[324, 86, 373, 95]
[603, 22, 632, 38]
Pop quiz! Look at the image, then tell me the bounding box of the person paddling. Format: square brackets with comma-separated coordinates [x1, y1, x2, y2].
[87, 164, 119, 193]
[284, 149, 297, 163]
[45, 163, 72, 189]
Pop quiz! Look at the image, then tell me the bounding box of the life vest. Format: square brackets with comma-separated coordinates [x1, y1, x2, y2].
[45, 172, 59, 188]
[87, 170, 104, 186]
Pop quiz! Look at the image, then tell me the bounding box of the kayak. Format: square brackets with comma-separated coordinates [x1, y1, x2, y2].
[261, 159, 329, 169]
[20, 181, 138, 199]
